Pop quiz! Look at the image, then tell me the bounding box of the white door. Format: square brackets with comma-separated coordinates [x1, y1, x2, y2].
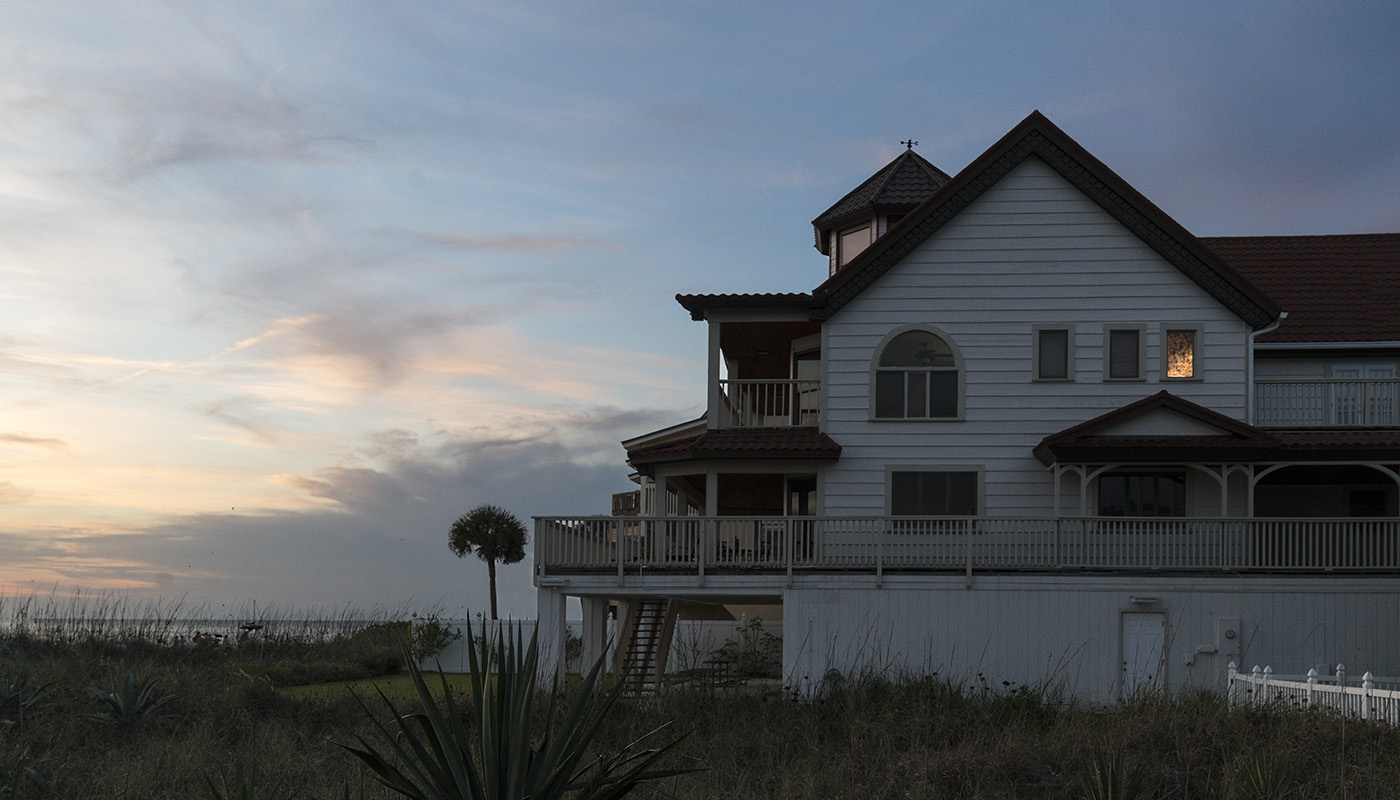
[1121, 612, 1165, 698]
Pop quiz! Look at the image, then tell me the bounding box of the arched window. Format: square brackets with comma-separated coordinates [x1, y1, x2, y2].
[874, 329, 961, 419]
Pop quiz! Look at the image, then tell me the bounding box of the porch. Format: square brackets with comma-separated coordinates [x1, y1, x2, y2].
[535, 515, 1400, 578]
[1255, 377, 1400, 427]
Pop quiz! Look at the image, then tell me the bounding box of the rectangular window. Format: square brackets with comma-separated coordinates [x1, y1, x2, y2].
[1098, 472, 1185, 517]
[1106, 328, 1143, 381]
[1035, 327, 1071, 380]
[838, 224, 871, 267]
[1165, 328, 1198, 379]
[875, 371, 959, 418]
[891, 471, 978, 516]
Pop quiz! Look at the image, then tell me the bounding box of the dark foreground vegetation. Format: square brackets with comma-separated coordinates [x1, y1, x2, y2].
[3, 596, 1400, 799]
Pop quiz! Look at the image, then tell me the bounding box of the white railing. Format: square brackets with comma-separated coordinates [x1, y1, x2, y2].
[717, 379, 820, 428]
[1255, 378, 1399, 427]
[534, 516, 1400, 577]
[1228, 663, 1400, 725]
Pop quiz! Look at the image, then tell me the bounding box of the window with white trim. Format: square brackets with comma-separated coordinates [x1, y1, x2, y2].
[1034, 325, 1073, 381]
[838, 224, 871, 268]
[874, 330, 960, 419]
[1163, 327, 1200, 380]
[890, 471, 978, 516]
[1105, 326, 1144, 381]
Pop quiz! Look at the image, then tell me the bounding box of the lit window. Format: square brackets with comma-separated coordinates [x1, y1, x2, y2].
[1166, 329, 1196, 379]
[874, 330, 959, 419]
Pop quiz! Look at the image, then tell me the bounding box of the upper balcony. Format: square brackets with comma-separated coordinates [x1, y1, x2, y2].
[718, 379, 820, 428]
[1255, 378, 1399, 428]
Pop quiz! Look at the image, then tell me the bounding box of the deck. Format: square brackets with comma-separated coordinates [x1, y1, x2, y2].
[535, 516, 1400, 580]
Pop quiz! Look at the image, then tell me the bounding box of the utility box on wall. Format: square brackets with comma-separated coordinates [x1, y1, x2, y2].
[1218, 617, 1242, 662]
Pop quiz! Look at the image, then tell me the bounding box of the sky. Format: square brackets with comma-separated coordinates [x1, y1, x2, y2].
[2, 1, 1398, 620]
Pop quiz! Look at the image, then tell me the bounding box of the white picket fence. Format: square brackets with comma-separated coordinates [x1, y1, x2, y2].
[1227, 663, 1400, 725]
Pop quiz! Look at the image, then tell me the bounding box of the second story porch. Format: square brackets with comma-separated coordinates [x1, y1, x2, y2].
[536, 515, 1400, 582]
[1255, 376, 1400, 428]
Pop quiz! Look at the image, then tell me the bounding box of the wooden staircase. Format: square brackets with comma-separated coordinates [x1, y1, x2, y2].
[613, 598, 678, 694]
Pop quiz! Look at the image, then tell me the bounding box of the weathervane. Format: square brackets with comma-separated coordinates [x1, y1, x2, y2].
[901, 139, 918, 150]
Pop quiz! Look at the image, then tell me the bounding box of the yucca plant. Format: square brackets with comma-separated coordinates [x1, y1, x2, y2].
[0, 671, 48, 730]
[203, 763, 291, 800]
[89, 667, 176, 723]
[1230, 751, 1294, 800]
[1081, 753, 1153, 800]
[339, 621, 699, 799]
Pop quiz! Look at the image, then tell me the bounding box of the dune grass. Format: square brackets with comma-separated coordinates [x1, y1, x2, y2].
[4, 594, 1400, 798]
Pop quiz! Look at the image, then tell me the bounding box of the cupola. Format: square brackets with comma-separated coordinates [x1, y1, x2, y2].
[812, 143, 950, 277]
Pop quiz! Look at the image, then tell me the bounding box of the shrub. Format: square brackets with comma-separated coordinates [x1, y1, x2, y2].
[339, 623, 700, 799]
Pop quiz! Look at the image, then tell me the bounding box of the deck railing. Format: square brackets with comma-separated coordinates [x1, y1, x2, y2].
[1255, 378, 1399, 427]
[534, 516, 1400, 577]
[717, 379, 820, 428]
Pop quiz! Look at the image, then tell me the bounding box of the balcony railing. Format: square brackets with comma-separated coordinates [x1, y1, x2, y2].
[718, 379, 820, 428]
[535, 516, 1400, 578]
[1255, 378, 1399, 427]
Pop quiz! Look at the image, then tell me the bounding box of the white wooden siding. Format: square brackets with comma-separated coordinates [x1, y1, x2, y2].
[822, 157, 1251, 517]
[784, 574, 1400, 702]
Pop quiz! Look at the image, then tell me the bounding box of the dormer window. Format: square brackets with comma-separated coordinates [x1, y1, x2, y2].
[838, 223, 872, 268]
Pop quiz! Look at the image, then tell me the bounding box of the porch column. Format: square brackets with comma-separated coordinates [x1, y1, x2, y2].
[536, 587, 567, 683]
[705, 469, 719, 517]
[707, 321, 722, 430]
[580, 595, 610, 675]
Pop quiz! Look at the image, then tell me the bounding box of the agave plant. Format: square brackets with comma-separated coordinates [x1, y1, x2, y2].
[1080, 753, 1153, 800]
[89, 668, 176, 723]
[202, 763, 290, 800]
[0, 670, 49, 729]
[340, 621, 698, 800]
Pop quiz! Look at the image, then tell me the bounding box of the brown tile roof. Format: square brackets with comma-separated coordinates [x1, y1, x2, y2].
[1201, 234, 1400, 344]
[810, 112, 1281, 328]
[1034, 391, 1278, 465]
[812, 149, 951, 252]
[1268, 430, 1400, 459]
[627, 429, 842, 466]
[1037, 392, 1400, 464]
[674, 292, 816, 321]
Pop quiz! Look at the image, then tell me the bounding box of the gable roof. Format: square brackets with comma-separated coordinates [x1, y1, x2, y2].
[811, 149, 952, 252]
[1034, 391, 1279, 465]
[809, 111, 1281, 328]
[1201, 234, 1400, 344]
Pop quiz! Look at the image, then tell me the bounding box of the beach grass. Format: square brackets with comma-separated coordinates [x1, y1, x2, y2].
[4, 593, 1400, 798]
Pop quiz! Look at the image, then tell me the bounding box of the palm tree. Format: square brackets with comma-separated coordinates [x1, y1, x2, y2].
[448, 505, 528, 620]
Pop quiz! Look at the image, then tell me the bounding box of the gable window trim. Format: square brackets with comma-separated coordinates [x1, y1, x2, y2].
[1161, 323, 1204, 382]
[886, 466, 983, 517]
[869, 324, 966, 422]
[1033, 324, 1075, 382]
[1104, 324, 1146, 382]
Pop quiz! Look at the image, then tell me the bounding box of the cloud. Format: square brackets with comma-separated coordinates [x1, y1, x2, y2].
[0, 433, 68, 450]
[0, 414, 655, 613]
[0, 483, 34, 504]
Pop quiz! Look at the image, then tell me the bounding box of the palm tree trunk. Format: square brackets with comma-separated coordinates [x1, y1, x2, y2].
[488, 558, 498, 620]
